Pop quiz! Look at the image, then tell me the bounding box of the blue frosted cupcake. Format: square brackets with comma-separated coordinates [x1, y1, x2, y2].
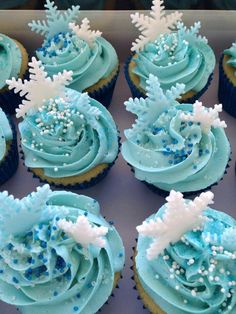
[134, 190, 236, 313]
[121, 74, 230, 194]
[7, 57, 119, 189]
[218, 41, 236, 118]
[125, 0, 215, 104]
[0, 108, 18, 185]
[29, 0, 119, 108]
[0, 185, 125, 314]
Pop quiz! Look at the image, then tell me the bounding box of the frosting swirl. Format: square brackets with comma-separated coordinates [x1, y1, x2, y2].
[224, 42, 236, 75]
[0, 108, 13, 161]
[136, 207, 236, 314]
[36, 34, 118, 91]
[0, 34, 22, 90]
[132, 24, 215, 94]
[19, 88, 119, 178]
[0, 186, 125, 314]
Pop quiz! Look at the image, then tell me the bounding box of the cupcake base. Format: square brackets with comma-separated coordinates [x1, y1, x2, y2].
[218, 54, 236, 118]
[86, 65, 119, 108]
[124, 55, 213, 104]
[0, 116, 18, 185]
[0, 40, 28, 115]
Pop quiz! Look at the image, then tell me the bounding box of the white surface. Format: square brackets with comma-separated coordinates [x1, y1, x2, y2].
[0, 10, 236, 314]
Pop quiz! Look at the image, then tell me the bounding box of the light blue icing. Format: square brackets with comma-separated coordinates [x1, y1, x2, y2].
[0, 33, 22, 90]
[19, 88, 119, 178]
[0, 108, 13, 161]
[133, 22, 215, 94]
[224, 42, 236, 76]
[121, 75, 230, 193]
[0, 185, 125, 314]
[136, 206, 236, 314]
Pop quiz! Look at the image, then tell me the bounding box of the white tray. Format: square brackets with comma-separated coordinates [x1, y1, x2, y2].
[0, 10, 236, 314]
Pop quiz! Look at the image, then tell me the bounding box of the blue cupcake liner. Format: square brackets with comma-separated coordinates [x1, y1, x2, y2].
[0, 116, 19, 185]
[0, 71, 29, 115]
[87, 66, 119, 109]
[124, 55, 213, 104]
[218, 54, 236, 118]
[20, 135, 121, 190]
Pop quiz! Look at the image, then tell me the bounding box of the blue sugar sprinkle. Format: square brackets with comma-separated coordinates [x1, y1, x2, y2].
[7, 243, 13, 250]
[118, 253, 123, 258]
[38, 253, 44, 260]
[13, 259, 18, 264]
[55, 217, 60, 221]
[0, 270, 4, 274]
[76, 293, 81, 299]
[12, 277, 19, 284]
[73, 306, 79, 312]
[51, 236, 56, 241]
[53, 291, 58, 297]
[205, 149, 210, 154]
[40, 241, 47, 249]
[52, 226, 57, 231]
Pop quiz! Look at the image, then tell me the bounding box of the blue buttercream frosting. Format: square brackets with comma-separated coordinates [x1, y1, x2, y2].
[132, 22, 215, 94]
[0, 185, 125, 314]
[19, 88, 119, 178]
[0, 108, 13, 161]
[136, 205, 236, 314]
[224, 42, 236, 76]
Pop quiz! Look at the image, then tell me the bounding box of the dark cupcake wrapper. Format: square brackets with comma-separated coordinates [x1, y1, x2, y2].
[218, 54, 236, 118]
[0, 115, 19, 185]
[0, 71, 29, 115]
[124, 54, 213, 104]
[20, 135, 121, 190]
[87, 66, 120, 109]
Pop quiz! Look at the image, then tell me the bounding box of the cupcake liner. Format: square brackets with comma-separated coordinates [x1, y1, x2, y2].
[0, 71, 29, 115]
[0, 116, 19, 185]
[20, 135, 121, 190]
[88, 67, 119, 108]
[218, 54, 236, 118]
[124, 55, 213, 104]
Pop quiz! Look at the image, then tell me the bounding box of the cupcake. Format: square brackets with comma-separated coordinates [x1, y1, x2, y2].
[125, 0, 215, 103]
[29, 0, 119, 108]
[7, 57, 119, 189]
[134, 190, 236, 314]
[121, 74, 230, 194]
[0, 185, 125, 314]
[0, 108, 18, 185]
[0, 33, 28, 114]
[218, 41, 236, 118]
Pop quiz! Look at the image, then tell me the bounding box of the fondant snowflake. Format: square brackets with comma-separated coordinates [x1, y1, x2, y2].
[124, 74, 185, 138]
[57, 216, 108, 248]
[29, 0, 80, 38]
[131, 0, 182, 52]
[137, 190, 214, 260]
[180, 101, 227, 133]
[69, 18, 102, 48]
[177, 21, 207, 44]
[221, 227, 236, 252]
[7, 57, 73, 118]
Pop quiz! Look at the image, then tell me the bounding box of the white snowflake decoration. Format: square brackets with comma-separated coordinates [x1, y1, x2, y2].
[131, 0, 182, 52]
[29, 0, 80, 38]
[57, 215, 108, 248]
[69, 19, 102, 48]
[177, 21, 208, 44]
[6, 57, 73, 118]
[180, 101, 227, 134]
[137, 190, 214, 260]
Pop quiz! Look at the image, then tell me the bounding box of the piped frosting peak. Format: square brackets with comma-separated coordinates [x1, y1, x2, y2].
[137, 190, 214, 260]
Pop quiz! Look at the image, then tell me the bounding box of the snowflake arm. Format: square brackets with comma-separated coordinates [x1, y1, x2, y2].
[131, 0, 182, 52]
[136, 190, 214, 260]
[69, 19, 102, 48]
[57, 216, 108, 248]
[180, 101, 227, 133]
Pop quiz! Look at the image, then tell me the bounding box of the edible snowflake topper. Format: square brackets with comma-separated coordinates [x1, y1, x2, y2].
[131, 0, 182, 52]
[57, 216, 108, 248]
[6, 57, 73, 118]
[177, 21, 208, 44]
[29, 0, 80, 38]
[0, 185, 52, 244]
[124, 74, 185, 138]
[180, 101, 227, 133]
[137, 190, 214, 260]
[69, 18, 102, 48]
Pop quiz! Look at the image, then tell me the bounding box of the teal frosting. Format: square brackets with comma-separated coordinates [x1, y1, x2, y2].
[36, 35, 118, 91]
[224, 42, 236, 76]
[136, 206, 236, 314]
[0, 185, 125, 314]
[0, 108, 13, 161]
[121, 75, 230, 192]
[19, 88, 119, 178]
[0, 33, 22, 90]
[132, 22, 215, 94]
